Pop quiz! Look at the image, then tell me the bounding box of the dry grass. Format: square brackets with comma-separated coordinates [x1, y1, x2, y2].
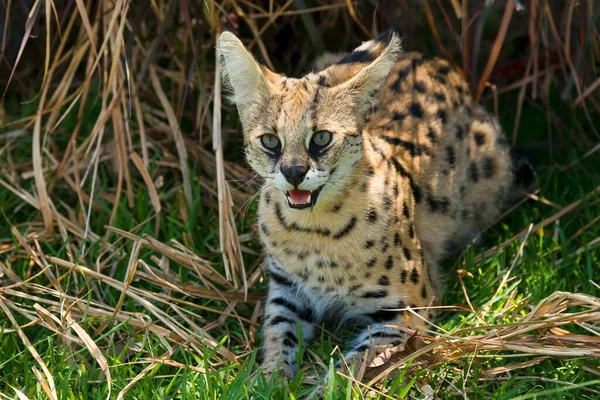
[1, 0, 600, 397]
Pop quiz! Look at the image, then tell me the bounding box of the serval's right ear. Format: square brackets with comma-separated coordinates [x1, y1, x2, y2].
[217, 32, 280, 123]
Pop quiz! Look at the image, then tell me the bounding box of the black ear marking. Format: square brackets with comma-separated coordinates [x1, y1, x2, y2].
[336, 50, 377, 65]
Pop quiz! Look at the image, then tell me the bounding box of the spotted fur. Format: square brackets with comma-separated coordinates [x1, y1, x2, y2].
[218, 30, 534, 379]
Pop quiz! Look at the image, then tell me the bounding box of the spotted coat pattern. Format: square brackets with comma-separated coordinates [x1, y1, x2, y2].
[218, 31, 534, 379]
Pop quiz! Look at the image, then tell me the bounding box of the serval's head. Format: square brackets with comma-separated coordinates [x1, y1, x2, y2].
[218, 31, 401, 210]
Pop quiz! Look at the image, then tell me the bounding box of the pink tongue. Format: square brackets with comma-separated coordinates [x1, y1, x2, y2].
[289, 189, 311, 204]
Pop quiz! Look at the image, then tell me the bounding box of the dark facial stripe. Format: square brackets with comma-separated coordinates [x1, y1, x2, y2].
[274, 203, 331, 236]
[333, 216, 357, 239]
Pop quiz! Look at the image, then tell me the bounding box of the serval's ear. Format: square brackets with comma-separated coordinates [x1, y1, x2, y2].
[319, 31, 402, 114]
[217, 31, 280, 122]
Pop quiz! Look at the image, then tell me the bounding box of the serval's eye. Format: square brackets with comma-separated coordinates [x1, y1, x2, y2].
[260, 134, 281, 151]
[311, 131, 333, 149]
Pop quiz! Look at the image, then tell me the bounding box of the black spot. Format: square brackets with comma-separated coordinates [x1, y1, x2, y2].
[364, 271, 372, 279]
[392, 184, 399, 196]
[436, 109, 447, 124]
[385, 256, 394, 270]
[370, 331, 404, 339]
[283, 337, 295, 347]
[270, 316, 294, 327]
[402, 202, 410, 218]
[378, 275, 390, 286]
[361, 289, 388, 299]
[379, 135, 423, 157]
[481, 157, 496, 178]
[333, 216, 357, 239]
[332, 203, 343, 212]
[438, 66, 450, 75]
[408, 224, 414, 238]
[469, 162, 479, 183]
[394, 232, 401, 246]
[414, 81, 426, 93]
[297, 251, 308, 260]
[446, 146, 455, 168]
[337, 50, 377, 65]
[359, 182, 368, 192]
[260, 224, 269, 235]
[433, 74, 447, 84]
[399, 64, 413, 78]
[335, 276, 345, 285]
[474, 131, 486, 146]
[364, 240, 375, 249]
[421, 284, 428, 299]
[269, 270, 294, 287]
[461, 209, 470, 220]
[427, 195, 450, 214]
[381, 242, 389, 253]
[427, 128, 437, 144]
[318, 275, 325, 282]
[366, 258, 377, 268]
[365, 165, 375, 176]
[318, 75, 328, 86]
[393, 112, 406, 122]
[409, 103, 424, 118]
[383, 195, 392, 209]
[285, 330, 298, 343]
[403, 247, 412, 260]
[367, 301, 406, 322]
[434, 92, 446, 102]
[349, 283, 363, 293]
[400, 270, 407, 284]
[456, 125, 465, 140]
[270, 297, 315, 322]
[265, 192, 272, 205]
[366, 208, 377, 223]
[410, 267, 419, 284]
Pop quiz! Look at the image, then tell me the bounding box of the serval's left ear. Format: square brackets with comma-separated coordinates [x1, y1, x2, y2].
[320, 30, 402, 113]
[217, 31, 280, 123]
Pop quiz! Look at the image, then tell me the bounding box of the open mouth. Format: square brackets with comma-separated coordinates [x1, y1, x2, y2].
[285, 186, 323, 209]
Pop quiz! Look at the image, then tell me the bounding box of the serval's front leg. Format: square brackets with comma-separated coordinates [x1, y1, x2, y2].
[261, 261, 319, 379]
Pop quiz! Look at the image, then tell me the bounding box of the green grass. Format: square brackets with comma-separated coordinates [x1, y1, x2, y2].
[1, 90, 600, 400]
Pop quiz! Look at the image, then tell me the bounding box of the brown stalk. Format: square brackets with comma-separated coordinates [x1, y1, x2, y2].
[476, 0, 514, 101]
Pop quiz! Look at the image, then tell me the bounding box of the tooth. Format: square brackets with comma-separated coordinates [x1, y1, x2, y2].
[306, 194, 312, 204]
